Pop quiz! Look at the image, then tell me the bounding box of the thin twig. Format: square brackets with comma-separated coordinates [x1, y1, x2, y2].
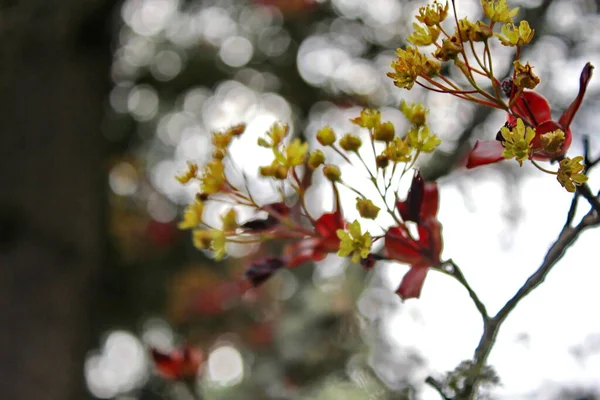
[436, 260, 489, 322]
[459, 196, 600, 399]
[425, 377, 452, 400]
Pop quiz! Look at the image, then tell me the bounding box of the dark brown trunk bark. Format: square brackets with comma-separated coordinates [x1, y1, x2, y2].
[0, 1, 112, 398]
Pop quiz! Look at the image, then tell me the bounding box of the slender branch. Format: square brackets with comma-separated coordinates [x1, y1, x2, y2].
[425, 377, 452, 400]
[458, 195, 600, 399]
[435, 260, 489, 322]
[494, 210, 600, 323]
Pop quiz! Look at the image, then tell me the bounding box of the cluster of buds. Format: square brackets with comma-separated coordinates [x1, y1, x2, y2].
[388, 0, 594, 192]
[176, 106, 444, 300]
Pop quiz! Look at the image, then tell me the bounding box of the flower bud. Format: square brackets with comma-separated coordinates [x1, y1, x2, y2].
[373, 122, 395, 142]
[323, 165, 341, 182]
[308, 149, 326, 169]
[317, 126, 336, 146]
[339, 133, 362, 152]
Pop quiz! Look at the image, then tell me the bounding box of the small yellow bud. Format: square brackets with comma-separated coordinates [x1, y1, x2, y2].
[356, 198, 380, 219]
[400, 101, 428, 126]
[317, 126, 336, 146]
[323, 164, 341, 182]
[373, 122, 395, 142]
[259, 164, 276, 177]
[339, 133, 362, 152]
[274, 165, 289, 180]
[308, 149, 326, 169]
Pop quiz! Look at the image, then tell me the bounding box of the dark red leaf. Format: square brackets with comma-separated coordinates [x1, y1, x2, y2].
[396, 266, 429, 299]
[558, 62, 594, 130]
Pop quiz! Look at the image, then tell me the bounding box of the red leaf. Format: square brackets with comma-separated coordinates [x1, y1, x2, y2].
[466, 140, 505, 169]
[396, 266, 429, 299]
[509, 91, 552, 127]
[558, 62, 594, 130]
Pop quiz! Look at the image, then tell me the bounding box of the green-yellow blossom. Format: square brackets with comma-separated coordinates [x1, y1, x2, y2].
[336, 220, 372, 263]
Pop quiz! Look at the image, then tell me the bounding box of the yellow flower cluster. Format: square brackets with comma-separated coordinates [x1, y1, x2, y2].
[259, 123, 309, 180]
[481, 0, 519, 23]
[557, 157, 588, 193]
[336, 220, 372, 263]
[387, 47, 440, 90]
[497, 21, 534, 47]
[500, 119, 535, 165]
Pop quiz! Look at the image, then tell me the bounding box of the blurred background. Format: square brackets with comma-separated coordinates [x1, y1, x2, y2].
[3, 0, 600, 399]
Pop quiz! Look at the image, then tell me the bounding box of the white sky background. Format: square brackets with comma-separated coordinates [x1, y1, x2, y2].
[98, 0, 600, 397]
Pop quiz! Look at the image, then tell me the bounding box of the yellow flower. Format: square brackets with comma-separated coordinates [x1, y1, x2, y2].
[373, 122, 395, 142]
[221, 209, 238, 233]
[407, 23, 440, 46]
[308, 149, 326, 169]
[323, 165, 341, 182]
[400, 101, 428, 126]
[387, 46, 431, 90]
[433, 36, 463, 61]
[285, 138, 309, 166]
[497, 21, 534, 46]
[212, 132, 233, 150]
[407, 125, 441, 153]
[384, 137, 412, 163]
[481, 0, 519, 23]
[192, 229, 227, 260]
[258, 122, 289, 148]
[513, 60, 540, 89]
[176, 162, 198, 184]
[557, 156, 588, 193]
[200, 160, 226, 194]
[539, 129, 565, 154]
[356, 198, 380, 219]
[178, 200, 204, 230]
[339, 134, 362, 152]
[336, 220, 372, 264]
[350, 109, 381, 129]
[416, 0, 449, 26]
[500, 118, 535, 165]
[317, 126, 336, 146]
[457, 18, 493, 42]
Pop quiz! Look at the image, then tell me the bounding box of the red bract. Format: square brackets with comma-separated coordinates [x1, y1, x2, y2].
[284, 211, 346, 267]
[467, 63, 594, 168]
[151, 346, 203, 380]
[385, 174, 443, 299]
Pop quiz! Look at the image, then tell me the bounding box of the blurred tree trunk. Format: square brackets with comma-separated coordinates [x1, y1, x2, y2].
[0, 1, 113, 399]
